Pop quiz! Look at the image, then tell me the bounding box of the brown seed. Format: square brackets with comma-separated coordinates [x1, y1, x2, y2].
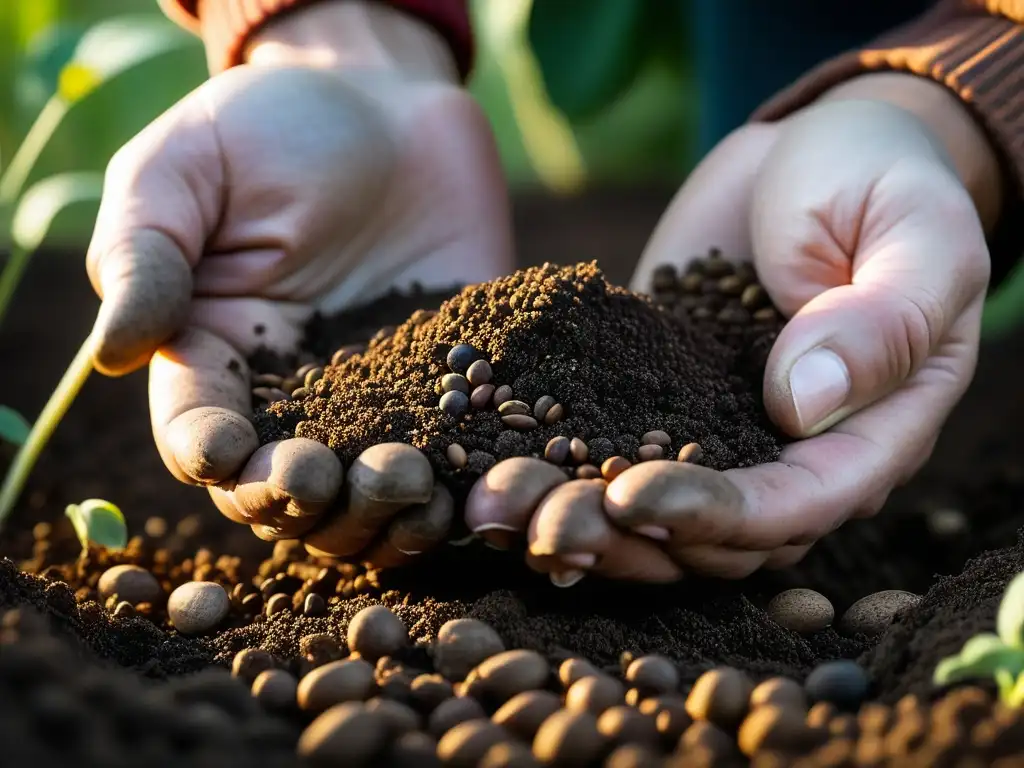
[468, 649, 549, 703]
[502, 414, 539, 430]
[98, 564, 161, 606]
[805, 701, 836, 729]
[703, 250, 733, 277]
[838, 590, 920, 637]
[686, 667, 754, 730]
[433, 618, 506, 682]
[636, 444, 663, 462]
[640, 430, 671, 447]
[625, 655, 679, 695]
[544, 436, 571, 465]
[112, 601, 135, 618]
[442, 373, 471, 394]
[676, 442, 704, 464]
[601, 456, 631, 482]
[533, 395, 557, 422]
[492, 385, 514, 408]
[543, 403, 565, 425]
[598, 705, 660, 748]
[331, 345, 364, 366]
[265, 593, 292, 616]
[740, 284, 766, 309]
[389, 731, 441, 768]
[252, 373, 284, 388]
[447, 443, 468, 469]
[533, 709, 607, 767]
[304, 593, 327, 617]
[559, 658, 600, 690]
[829, 713, 857, 739]
[348, 605, 408, 661]
[604, 744, 661, 768]
[576, 464, 602, 480]
[492, 690, 562, 741]
[737, 704, 815, 757]
[480, 741, 540, 768]
[167, 581, 230, 635]
[767, 589, 835, 634]
[466, 359, 493, 387]
[304, 366, 325, 388]
[297, 657, 376, 712]
[252, 668, 298, 711]
[282, 376, 302, 393]
[470, 384, 496, 410]
[647, 699, 692, 744]
[753, 306, 779, 323]
[717, 274, 745, 296]
[651, 264, 677, 291]
[437, 719, 507, 768]
[565, 674, 625, 715]
[498, 400, 531, 417]
[365, 697, 421, 735]
[679, 720, 736, 757]
[297, 701, 389, 766]
[252, 386, 289, 403]
[410, 673, 454, 712]
[301, 633, 345, 666]
[750, 678, 807, 712]
[428, 696, 487, 738]
[569, 438, 589, 464]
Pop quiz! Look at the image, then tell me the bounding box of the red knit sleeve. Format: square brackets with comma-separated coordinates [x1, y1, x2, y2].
[156, 0, 473, 79]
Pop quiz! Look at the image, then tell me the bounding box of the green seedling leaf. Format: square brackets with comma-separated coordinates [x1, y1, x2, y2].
[65, 499, 127, 552]
[999, 571, 1024, 648]
[933, 633, 1024, 686]
[0, 405, 30, 445]
[11, 171, 102, 252]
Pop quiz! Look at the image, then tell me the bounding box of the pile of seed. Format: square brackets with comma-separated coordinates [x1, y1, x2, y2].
[253, 260, 786, 500]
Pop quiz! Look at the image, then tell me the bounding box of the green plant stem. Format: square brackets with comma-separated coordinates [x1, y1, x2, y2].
[0, 333, 94, 527]
[0, 97, 68, 204]
[0, 245, 30, 329]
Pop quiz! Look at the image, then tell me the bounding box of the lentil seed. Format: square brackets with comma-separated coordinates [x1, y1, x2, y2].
[470, 384, 496, 410]
[677, 442, 703, 463]
[492, 385, 514, 408]
[543, 403, 565, 424]
[636, 444, 663, 462]
[447, 443, 468, 469]
[601, 457, 631, 482]
[440, 390, 470, 420]
[466, 359, 493, 387]
[544, 436, 571, 465]
[497, 400, 530, 417]
[502, 414, 538, 430]
[576, 465, 601, 479]
[569, 438, 589, 464]
[441, 373, 471, 395]
[640, 430, 671, 447]
[533, 395, 556, 422]
[446, 344, 485, 374]
[304, 367, 325, 387]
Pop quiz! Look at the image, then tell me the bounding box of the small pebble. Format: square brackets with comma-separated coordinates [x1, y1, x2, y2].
[640, 430, 671, 447]
[636, 444, 663, 462]
[625, 655, 679, 695]
[437, 719, 506, 768]
[470, 384, 496, 410]
[533, 710, 607, 767]
[447, 443, 468, 469]
[576, 464, 602, 480]
[804, 661, 869, 711]
[565, 675, 625, 715]
[466, 359, 493, 387]
[433, 618, 506, 681]
[428, 696, 487, 738]
[440, 390, 470, 420]
[502, 414, 539, 430]
[252, 669, 298, 711]
[447, 344, 486, 375]
[492, 385, 514, 408]
[98, 564, 161, 605]
[492, 690, 562, 741]
[676, 443, 703, 463]
[533, 395, 557, 421]
[749, 678, 807, 712]
[544, 436, 571, 465]
[441, 373, 471, 395]
[265, 593, 291, 616]
[767, 589, 835, 634]
[298, 701, 389, 767]
[569, 438, 589, 464]
[167, 581, 230, 635]
[838, 590, 921, 637]
[498, 400, 531, 417]
[686, 667, 753, 730]
[601, 456, 632, 482]
[348, 605, 408, 661]
[543, 403, 565, 424]
[303, 593, 326, 617]
[297, 658, 376, 711]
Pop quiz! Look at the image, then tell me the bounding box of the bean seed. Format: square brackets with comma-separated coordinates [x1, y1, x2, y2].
[543, 403, 565, 424]
[565, 675, 624, 715]
[331, 345, 363, 366]
[753, 306, 778, 322]
[704, 250, 732, 277]
[304, 367, 325, 388]
[447, 344, 485, 374]
[636, 444, 663, 462]
[440, 390, 470, 420]
[498, 400, 530, 417]
[533, 709, 607, 767]
[303, 593, 326, 617]
[767, 589, 834, 634]
[410, 673, 453, 712]
[681, 273, 703, 293]
[680, 720, 736, 759]
[466, 359, 493, 387]
[545, 436, 571, 465]
[533, 395, 557, 421]
[601, 457, 631, 481]
[252, 669, 298, 711]
[428, 696, 487, 738]
[469, 649, 549, 703]
[295, 362, 318, 380]
[480, 741, 540, 768]
[113, 601, 135, 618]
[167, 581, 230, 635]
[492, 385, 514, 408]
[740, 284, 766, 309]
[604, 744, 660, 768]
[576, 464, 602, 479]
[750, 677, 807, 712]
[625, 655, 679, 695]
[717, 306, 750, 324]
[437, 719, 506, 768]
[98, 564, 161, 606]
[676, 443, 703, 464]
[447, 443, 468, 469]
[348, 605, 408, 661]
[298, 701, 389, 766]
[365, 697, 420, 735]
[502, 414, 539, 430]
[470, 384, 496, 410]
[253, 387, 289, 403]
[442, 373, 471, 394]
[738, 705, 814, 757]
[433, 618, 506, 682]
[492, 690, 562, 741]
[265, 593, 292, 616]
[640, 430, 671, 447]
[559, 658, 600, 690]
[597, 706, 660, 748]
[651, 264, 677, 291]
[685, 667, 753, 729]
[297, 658, 376, 711]
[569, 438, 589, 464]
[717, 275, 745, 295]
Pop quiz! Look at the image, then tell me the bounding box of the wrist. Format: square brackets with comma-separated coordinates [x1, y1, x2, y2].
[245, 1, 459, 84]
[817, 72, 1002, 232]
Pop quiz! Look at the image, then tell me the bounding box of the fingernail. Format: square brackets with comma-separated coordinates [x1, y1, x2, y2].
[789, 348, 850, 431]
[634, 525, 670, 541]
[396, 548, 422, 556]
[561, 553, 596, 569]
[472, 523, 518, 533]
[550, 570, 585, 588]
[448, 533, 478, 547]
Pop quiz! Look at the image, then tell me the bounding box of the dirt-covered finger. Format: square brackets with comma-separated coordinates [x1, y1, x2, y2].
[527, 479, 611, 560]
[465, 457, 567, 548]
[233, 438, 344, 524]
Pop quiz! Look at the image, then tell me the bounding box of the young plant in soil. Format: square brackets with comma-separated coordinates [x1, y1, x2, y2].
[934, 569, 1024, 706]
[65, 498, 127, 553]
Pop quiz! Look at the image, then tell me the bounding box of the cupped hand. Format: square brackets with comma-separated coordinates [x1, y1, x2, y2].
[86, 56, 513, 561]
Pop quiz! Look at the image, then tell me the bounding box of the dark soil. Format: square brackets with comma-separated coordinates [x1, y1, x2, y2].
[1, 189, 1024, 765]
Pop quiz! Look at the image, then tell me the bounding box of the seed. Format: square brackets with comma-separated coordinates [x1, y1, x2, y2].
[390, 732, 441, 767]
[685, 667, 753, 730]
[740, 284, 766, 309]
[331, 345, 363, 365]
[112, 601, 135, 618]
[804, 660, 869, 711]
[447, 344, 486, 374]
[767, 589, 835, 634]
[717, 275, 745, 296]
[447, 443, 468, 469]
[428, 696, 487, 738]
[498, 400, 530, 417]
[738, 704, 814, 757]
[466, 359, 493, 387]
[241, 593, 263, 615]
[365, 697, 421, 735]
[750, 677, 807, 712]
[440, 390, 470, 420]
[597, 705, 660, 748]
[604, 744, 660, 768]
[680, 720, 736, 759]
[703, 250, 732, 277]
[601, 456, 631, 481]
[625, 655, 679, 695]
[348, 605, 408, 661]
[492, 690, 562, 741]
[805, 701, 835, 729]
[265, 593, 292, 616]
[480, 741, 539, 768]
[409, 673, 453, 713]
[641, 430, 671, 447]
[559, 658, 600, 689]
[838, 590, 920, 637]
[470, 384, 496, 410]
[492, 385, 514, 408]
[468, 649, 549, 703]
[98, 564, 161, 606]
[502, 414, 539, 430]
[545, 436, 571, 465]
[253, 387, 289, 403]
[371, 325, 396, 344]
[644, 698, 692, 743]
[304, 367, 325, 388]
[569, 438, 589, 464]
[252, 668, 298, 711]
[167, 581, 230, 635]
[437, 719, 506, 768]
[301, 633, 345, 666]
[680, 273, 703, 294]
[533, 395, 557, 422]
[565, 675, 625, 716]
[297, 658, 376, 711]
[543, 403, 565, 424]
[252, 373, 284, 388]
[636, 445, 663, 462]
[576, 464, 601, 479]
[297, 701, 389, 766]
[753, 306, 778, 322]
[304, 593, 327, 617]
[676, 443, 704, 463]
[433, 618, 506, 682]
[533, 709, 607, 767]
[651, 264, 677, 291]
[441, 373, 471, 395]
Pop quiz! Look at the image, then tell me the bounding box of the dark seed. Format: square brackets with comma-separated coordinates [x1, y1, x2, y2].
[636, 444, 663, 462]
[365, 697, 420, 735]
[303, 593, 326, 617]
[252, 387, 289, 403]
[433, 619, 506, 682]
[447, 443, 468, 469]
[597, 705, 660, 748]
[545, 436, 571, 465]
[492, 385, 514, 408]
[559, 658, 600, 690]
[738, 705, 815, 757]
[533, 709, 607, 767]
[625, 655, 679, 695]
[717, 275, 745, 296]
[498, 400, 530, 417]
[468, 649, 549, 703]
[410, 673, 454, 712]
[569, 438, 589, 464]
[753, 306, 779, 322]
[348, 605, 408, 661]
[533, 395, 557, 422]
[601, 457, 631, 482]
[441, 373, 471, 394]
[576, 464, 602, 479]
[677, 443, 703, 464]
[804, 661, 869, 711]
[297, 658, 376, 712]
[645, 699, 692, 744]
[470, 384, 496, 410]
[265, 593, 292, 616]
[651, 264, 677, 291]
[679, 721, 736, 758]
[492, 690, 562, 741]
[750, 677, 807, 712]
[480, 741, 540, 768]
[805, 701, 836, 729]
[604, 744, 661, 768]
[252, 669, 298, 711]
[565, 675, 624, 716]
[447, 344, 485, 374]
[304, 367, 325, 388]
[703, 251, 733, 277]
[543, 403, 565, 424]
[437, 719, 506, 768]
[440, 390, 470, 420]
[686, 667, 753, 730]
[502, 414, 539, 431]
[428, 696, 487, 738]
[298, 702, 389, 766]
[680, 273, 703, 293]
[640, 430, 671, 447]
[740, 284, 766, 309]
[331, 345, 363, 366]
[466, 359, 493, 387]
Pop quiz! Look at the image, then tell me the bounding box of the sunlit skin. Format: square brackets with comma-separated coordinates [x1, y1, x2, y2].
[87, 2, 1000, 581]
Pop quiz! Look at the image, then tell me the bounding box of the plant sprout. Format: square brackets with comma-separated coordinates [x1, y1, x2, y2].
[934, 570, 1024, 706]
[65, 498, 127, 553]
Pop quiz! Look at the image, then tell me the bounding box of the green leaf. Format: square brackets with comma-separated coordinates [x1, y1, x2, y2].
[933, 634, 1024, 686]
[0, 404, 30, 445]
[10, 171, 102, 252]
[999, 571, 1024, 648]
[65, 498, 127, 551]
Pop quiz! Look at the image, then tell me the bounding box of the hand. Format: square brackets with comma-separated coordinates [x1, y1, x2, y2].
[86, 3, 513, 563]
[612, 76, 997, 579]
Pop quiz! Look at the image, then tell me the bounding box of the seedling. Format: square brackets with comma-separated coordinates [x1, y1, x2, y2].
[65, 498, 127, 553]
[934, 570, 1024, 706]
